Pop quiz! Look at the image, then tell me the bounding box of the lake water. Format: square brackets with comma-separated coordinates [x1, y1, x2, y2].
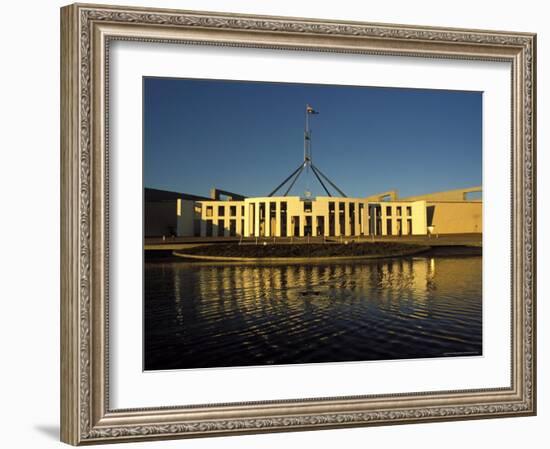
[144, 256, 482, 370]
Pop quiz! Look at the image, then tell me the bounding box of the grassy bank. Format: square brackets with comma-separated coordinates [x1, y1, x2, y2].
[145, 242, 482, 263]
[171, 242, 431, 261]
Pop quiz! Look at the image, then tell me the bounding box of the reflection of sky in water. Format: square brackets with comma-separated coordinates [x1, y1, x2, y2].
[144, 257, 482, 370]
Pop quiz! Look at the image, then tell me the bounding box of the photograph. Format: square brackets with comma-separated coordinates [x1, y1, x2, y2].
[57, 2, 536, 445]
[143, 77, 483, 371]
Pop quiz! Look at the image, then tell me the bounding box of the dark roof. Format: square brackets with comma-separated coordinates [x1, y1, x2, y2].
[144, 188, 210, 202]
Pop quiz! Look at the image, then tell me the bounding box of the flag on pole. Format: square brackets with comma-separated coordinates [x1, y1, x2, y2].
[306, 104, 319, 114]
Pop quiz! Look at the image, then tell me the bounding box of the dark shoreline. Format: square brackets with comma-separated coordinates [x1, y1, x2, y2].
[424, 245, 482, 257]
[145, 243, 481, 263]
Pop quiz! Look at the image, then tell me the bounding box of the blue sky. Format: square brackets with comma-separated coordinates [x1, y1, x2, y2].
[143, 77, 482, 199]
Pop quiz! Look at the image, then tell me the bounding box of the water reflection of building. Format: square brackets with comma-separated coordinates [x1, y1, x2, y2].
[148, 256, 482, 369]
[191, 259, 435, 308]
[158, 257, 479, 332]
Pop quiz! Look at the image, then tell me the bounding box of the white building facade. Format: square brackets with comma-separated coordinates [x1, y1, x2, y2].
[177, 196, 428, 238]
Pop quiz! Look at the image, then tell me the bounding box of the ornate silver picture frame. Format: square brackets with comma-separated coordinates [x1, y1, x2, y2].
[61, 3, 536, 445]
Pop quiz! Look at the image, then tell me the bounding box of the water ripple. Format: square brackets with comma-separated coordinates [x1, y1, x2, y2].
[145, 256, 482, 370]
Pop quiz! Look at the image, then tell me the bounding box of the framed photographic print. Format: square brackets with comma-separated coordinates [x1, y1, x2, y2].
[60, 3, 537, 445]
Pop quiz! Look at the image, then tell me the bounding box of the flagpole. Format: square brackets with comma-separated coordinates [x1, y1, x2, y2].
[268, 103, 346, 198]
[303, 105, 309, 197]
[304, 104, 310, 164]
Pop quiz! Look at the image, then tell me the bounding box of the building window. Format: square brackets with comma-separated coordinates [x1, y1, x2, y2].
[249, 204, 255, 235]
[218, 205, 225, 216]
[292, 216, 300, 237]
[230, 205, 237, 216]
[206, 206, 213, 217]
[406, 206, 412, 216]
[304, 216, 313, 236]
[304, 201, 312, 213]
[349, 203, 355, 235]
[316, 216, 325, 236]
[269, 202, 277, 237]
[281, 202, 288, 237]
[396, 206, 402, 216]
[386, 206, 392, 216]
[259, 203, 265, 236]
[241, 205, 245, 216]
[328, 202, 335, 236]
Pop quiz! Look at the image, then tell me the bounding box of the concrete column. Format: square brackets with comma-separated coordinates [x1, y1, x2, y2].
[275, 201, 281, 237]
[371, 211, 376, 236]
[410, 201, 426, 235]
[236, 205, 242, 236]
[335, 203, 341, 236]
[254, 202, 260, 237]
[299, 215, 305, 237]
[381, 207, 387, 236]
[244, 204, 251, 237]
[354, 202, 360, 237]
[246, 204, 250, 237]
[264, 201, 271, 237]
[364, 204, 370, 236]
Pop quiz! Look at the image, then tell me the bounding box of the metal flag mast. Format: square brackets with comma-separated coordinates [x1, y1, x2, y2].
[268, 104, 347, 198]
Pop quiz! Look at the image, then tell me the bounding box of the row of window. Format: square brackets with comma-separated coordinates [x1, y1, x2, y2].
[203, 215, 413, 237]
[205, 205, 245, 218]
[204, 218, 244, 237]
[204, 203, 413, 218]
[310, 203, 411, 217]
[386, 206, 412, 217]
